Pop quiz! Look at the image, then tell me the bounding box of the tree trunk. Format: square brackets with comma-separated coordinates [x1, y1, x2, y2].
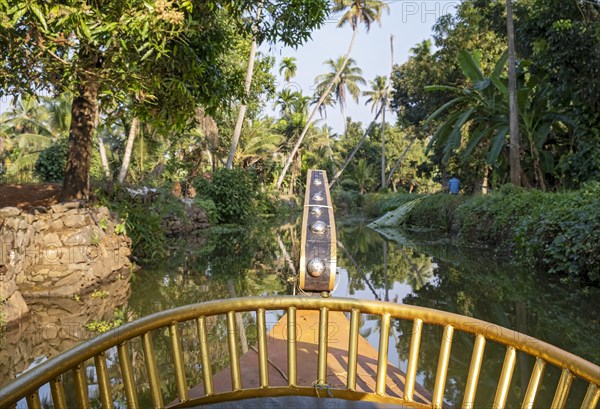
[94, 105, 111, 179]
[386, 138, 415, 187]
[118, 117, 139, 183]
[506, 0, 522, 186]
[276, 29, 358, 190]
[330, 104, 382, 187]
[61, 54, 99, 201]
[340, 102, 347, 137]
[226, 5, 262, 169]
[481, 164, 490, 194]
[380, 106, 386, 189]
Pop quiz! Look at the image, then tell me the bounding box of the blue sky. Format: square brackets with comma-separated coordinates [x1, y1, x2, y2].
[261, 0, 459, 134]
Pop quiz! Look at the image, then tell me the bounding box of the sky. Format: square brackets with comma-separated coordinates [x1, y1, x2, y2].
[260, 0, 459, 135]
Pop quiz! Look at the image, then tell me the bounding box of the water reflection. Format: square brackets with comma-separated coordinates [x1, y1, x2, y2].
[2, 219, 598, 408]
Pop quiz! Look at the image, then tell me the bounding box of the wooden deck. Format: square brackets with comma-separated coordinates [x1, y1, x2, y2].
[183, 310, 434, 405]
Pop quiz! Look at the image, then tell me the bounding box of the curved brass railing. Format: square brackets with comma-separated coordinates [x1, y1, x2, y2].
[1, 296, 599, 408]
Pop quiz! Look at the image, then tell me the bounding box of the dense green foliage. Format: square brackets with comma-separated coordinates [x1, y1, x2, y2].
[34, 141, 67, 182]
[369, 184, 600, 286]
[95, 185, 186, 260]
[391, 0, 600, 191]
[457, 183, 600, 285]
[404, 194, 468, 233]
[193, 168, 259, 224]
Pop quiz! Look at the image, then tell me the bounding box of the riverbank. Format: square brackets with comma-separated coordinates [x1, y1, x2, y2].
[360, 182, 600, 287]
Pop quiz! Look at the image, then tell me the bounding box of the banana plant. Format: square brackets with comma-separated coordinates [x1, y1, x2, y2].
[425, 51, 572, 190]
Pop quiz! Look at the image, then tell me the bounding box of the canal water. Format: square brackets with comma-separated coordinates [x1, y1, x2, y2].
[2, 218, 598, 408]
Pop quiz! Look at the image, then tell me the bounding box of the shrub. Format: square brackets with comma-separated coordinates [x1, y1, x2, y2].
[405, 194, 468, 233]
[516, 182, 600, 285]
[94, 184, 183, 260]
[194, 198, 218, 225]
[35, 140, 68, 182]
[193, 168, 259, 224]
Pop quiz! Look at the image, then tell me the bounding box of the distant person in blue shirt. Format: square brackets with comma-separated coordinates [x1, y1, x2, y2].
[448, 177, 460, 194]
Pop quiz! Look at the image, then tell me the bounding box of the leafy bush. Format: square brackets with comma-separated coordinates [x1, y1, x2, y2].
[193, 168, 259, 224]
[405, 194, 468, 233]
[94, 184, 184, 260]
[454, 184, 549, 249]
[35, 140, 68, 182]
[451, 183, 600, 285]
[516, 182, 600, 285]
[194, 198, 218, 225]
[255, 188, 290, 217]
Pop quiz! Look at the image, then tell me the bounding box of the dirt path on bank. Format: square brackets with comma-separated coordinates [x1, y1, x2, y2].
[0, 184, 61, 210]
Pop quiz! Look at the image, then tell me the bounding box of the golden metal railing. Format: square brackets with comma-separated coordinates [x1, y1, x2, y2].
[1, 296, 599, 408]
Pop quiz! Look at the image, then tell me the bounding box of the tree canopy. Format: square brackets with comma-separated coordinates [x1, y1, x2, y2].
[0, 0, 329, 198]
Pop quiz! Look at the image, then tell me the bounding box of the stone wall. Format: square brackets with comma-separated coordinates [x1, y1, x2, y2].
[1, 202, 132, 326]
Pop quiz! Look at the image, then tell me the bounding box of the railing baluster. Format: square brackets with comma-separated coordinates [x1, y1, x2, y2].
[142, 332, 164, 408]
[404, 318, 423, 401]
[376, 313, 391, 395]
[462, 334, 486, 409]
[196, 316, 214, 396]
[50, 376, 67, 409]
[551, 368, 574, 409]
[169, 322, 189, 402]
[94, 352, 114, 409]
[25, 391, 42, 409]
[581, 383, 600, 409]
[257, 308, 269, 388]
[118, 342, 139, 409]
[73, 363, 90, 409]
[347, 309, 360, 391]
[317, 307, 329, 386]
[432, 324, 454, 409]
[521, 357, 546, 409]
[493, 346, 517, 409]
[227, 311, 242, 391]
[287, 307, 297, 387]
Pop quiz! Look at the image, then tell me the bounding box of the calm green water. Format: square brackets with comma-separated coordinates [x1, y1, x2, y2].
[4, 218, 599, 408]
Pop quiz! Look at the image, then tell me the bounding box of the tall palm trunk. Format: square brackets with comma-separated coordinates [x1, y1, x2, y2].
[95, 106, 111, 179]
[506, 0, 521, 186]
[330, 104, 382, 187]
[226, 4, 262, 169]
[118, 117, 139, 183]
[61, 51, 99, 201]
[386, 138, 414, 187]
[380, 106, 386, 189]
[276, 29, 358, 190]
[340, 102, 347, 137]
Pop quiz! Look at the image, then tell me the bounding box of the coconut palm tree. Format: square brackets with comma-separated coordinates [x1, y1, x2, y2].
[342, 158, 374, 194]
[276, 90, 311, 121]
[3, 95, 72, 181]
[279, 57, 297, 82]
[235, 118, 283, 167]
[315, 57, 366, 135]
[312, 89, 336, 120]
[275, 0, 389, 190]
[363, 75, 390, 188]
